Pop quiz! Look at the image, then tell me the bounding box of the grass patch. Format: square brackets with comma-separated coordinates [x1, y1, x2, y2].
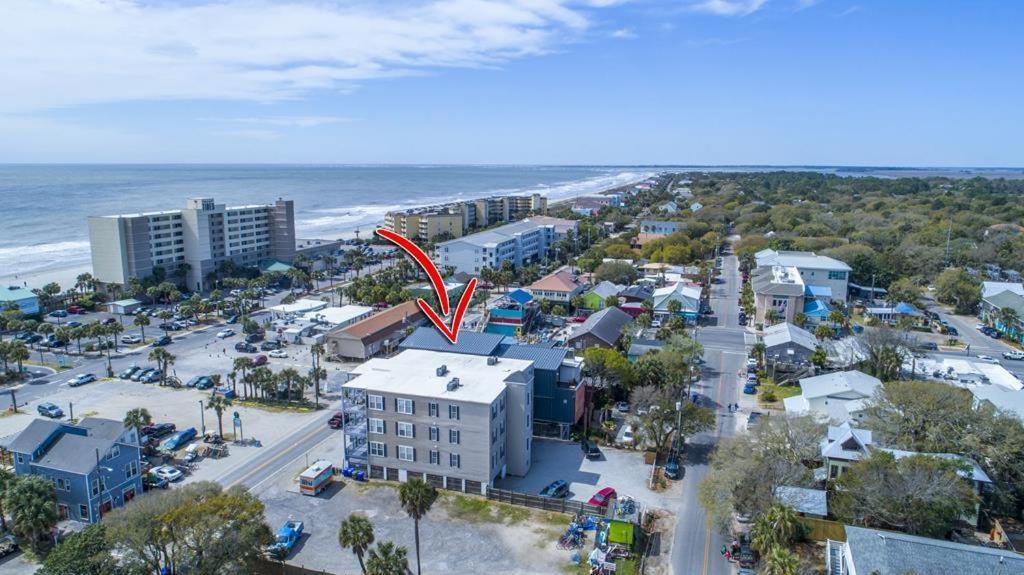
[232, 399, 319, 414]
[441, 493, 566, 527]
[24, 360, 71, 371]
[559, 560, 591, 575]
[444, 494, 493, 523]
[615, 558, 638, 574]
[759, 383, 800, 406]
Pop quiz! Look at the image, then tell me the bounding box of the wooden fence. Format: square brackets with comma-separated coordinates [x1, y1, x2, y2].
[800, 517, 846, 542]
[253, 559, 337, 575]
[486, 487, 607, 517]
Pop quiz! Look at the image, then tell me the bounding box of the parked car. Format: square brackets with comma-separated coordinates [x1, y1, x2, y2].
[328, 411, 344, 429]
[226, 315, 239, 324]
[37, 402, 64, 418]
[946, 326, 959, 336]
[151, 465, 184, 482]
[48, 310, 68, 318]
[0, 534, 19, 558]
[131, 368, 154, 382]
[266, 520, 303, 559]
[102, 317, 117, 325]
[268, 349, 288, 358]
[213, 386, 236, 399]
[539, 479, 570, 498]
[141, 370, 163, 383]
[615, 401, 630, 413]
[143, 473, 169, 491]
[152, 335, 172, 346]
[1003, 351, 1024, 361]
[141, 422, 176, 438]
[234, 342, 257, 353]
[119, 366, 141, 379]
[581, 439, 601, 459]
[743, 383, 757, 395]
[186, 376, 212, 389]
[67, 373, 97, 387]
[253, 354, 269, 366]
[121, 334, 142, 344]
[260, 340, 282, 351]
[619, 425, 634, 446]
[245, 332, 265, 344]
[664, 460, 682, 480]
[65, 321, 82, 328]
[66, 305, 83, 314]
[587, 487, 617, 508]
[160, 428, 198, 452]
[216, 329, 235, 338]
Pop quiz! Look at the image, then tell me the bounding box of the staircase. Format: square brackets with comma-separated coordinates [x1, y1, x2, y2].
[826, 540, 845, 575]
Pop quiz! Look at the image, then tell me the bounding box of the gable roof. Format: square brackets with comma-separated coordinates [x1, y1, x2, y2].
[399, 326, 504, 356]
[7, 419, 63, 454]
[985, 289, 1024, 317]
[10, 417, 127, 475]
[774, 486, 827, 517]
[821, 422, 874, 461]
[340, 301, 423, 341]
[843, 525, 1024, 575]
[798, 370, 881, 400]
[982, 281, 1024, 299]
[570, 307, 632, 346]
[619, 285, 653, 301]
[876, 448, 992, 483]
[588, 281, 623, 299]
[528, 270, 582, 293]
[652, 282, 701, 311]
[763, 322, 817, 352]
[499, 344, 570, 371]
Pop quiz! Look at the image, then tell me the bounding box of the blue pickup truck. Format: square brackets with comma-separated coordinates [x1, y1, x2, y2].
[266, 520, 303, 559]
[160, 427, 197, 452]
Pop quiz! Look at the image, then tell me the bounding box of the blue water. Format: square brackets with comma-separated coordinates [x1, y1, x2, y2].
[0, 164, 654, 283]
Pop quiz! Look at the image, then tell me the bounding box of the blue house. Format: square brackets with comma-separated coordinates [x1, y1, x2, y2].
[8, 417, 144, 523]
[0, 286, 39, 315]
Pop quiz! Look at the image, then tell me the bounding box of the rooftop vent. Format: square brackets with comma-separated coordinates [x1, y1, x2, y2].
[436, 365, 448, 377]
[447, 377, 461, 392]
[487, 356, 498, 366]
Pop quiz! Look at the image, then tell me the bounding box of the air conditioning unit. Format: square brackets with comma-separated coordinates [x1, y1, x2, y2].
[487, 356, 498, 366]
[436, 365, 448, 376]
[447, 378, 461, 391]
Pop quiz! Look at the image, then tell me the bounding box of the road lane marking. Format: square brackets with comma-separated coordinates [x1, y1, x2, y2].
[225, 419, 334, 490]
[702, 525, 712, 575]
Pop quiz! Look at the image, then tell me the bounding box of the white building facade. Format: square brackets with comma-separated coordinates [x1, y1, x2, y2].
[435, 220, 556, 275]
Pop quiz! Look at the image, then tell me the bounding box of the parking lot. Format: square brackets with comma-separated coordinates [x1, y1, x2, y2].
[496, 438, 683, 512]
[255, 437, 577, 575]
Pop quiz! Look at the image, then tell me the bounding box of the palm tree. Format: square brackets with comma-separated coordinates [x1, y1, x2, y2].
[206, 394, 232, 438]
[365, 541, 408, 575]
[398, 478, 437, 575]
[997, 306, 1020, 339]
[123, 407, 153, 438]
[339, 514, 375, 575]
[133, 312, 150, 343]
[277, 368, 302, 403]
[827, 309, 846, 332]
[157, 310, 174, 334]
[814, 324, 834, 341]
[751, 503, 801, 554]
[763, 546, 800, 575]
[765, 308, 780, 326]
[310, 343, 325, 409]
[751, 342, 766, 369]
[7, 341, 29, 374]
[107, 323, 124, 352]
[148, 347, 175, 384]
[233, 356, 253, 398]
[5, 476, 58, 553]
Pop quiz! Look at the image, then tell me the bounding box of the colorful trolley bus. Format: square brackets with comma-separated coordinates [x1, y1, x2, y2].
[299, 460, 334, 496]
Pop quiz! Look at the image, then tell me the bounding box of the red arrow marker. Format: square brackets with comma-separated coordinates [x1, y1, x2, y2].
[376, 228, 449, 315]
[375, 228, 477, 344]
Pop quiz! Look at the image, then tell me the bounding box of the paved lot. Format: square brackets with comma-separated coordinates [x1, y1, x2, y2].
[255, 436, 577, 575]
[496, 438, 682, 511]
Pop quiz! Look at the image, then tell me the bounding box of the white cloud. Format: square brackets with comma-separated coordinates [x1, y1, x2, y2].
[0, 0, 618, 113]
[206, 116, 352, 128]
[611, 28, 636, 38]
[689, 0, 770, 16]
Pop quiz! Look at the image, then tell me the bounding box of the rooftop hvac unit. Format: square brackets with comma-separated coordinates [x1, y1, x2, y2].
[487, 356, 498, 366]
[447, 378, 461, 391]
[436, 365, 448, 376]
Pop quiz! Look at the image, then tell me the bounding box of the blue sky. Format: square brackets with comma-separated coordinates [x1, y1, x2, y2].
[1, 0, 1021, 165]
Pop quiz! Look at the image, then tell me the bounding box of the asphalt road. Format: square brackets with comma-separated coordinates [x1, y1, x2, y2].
[672, 244, 747, 575]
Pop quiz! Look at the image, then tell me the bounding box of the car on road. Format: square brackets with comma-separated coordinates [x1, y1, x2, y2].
[977, 354, 999, 363]
[619, 425, 634, 446]
[581, 439, 602, 459]
[67, 373, 97, 387]
[151, 465, 184, 483]
[226, 315, 239, 324]
[539, 479, 570, 498]
[615, 401, 629, 413]
[216, 329, 235, 338]
[119, 366, 141, 379]
[587, 487, 617, 508]
[916, 342, 938, 351]
[121, 334, 143, 344]
[268, 349, 288, 358]
[253, 354, 269, 366]
[945, 326, 959, 336]
[743, 383, 758, 394]
[102, 317, 117, 325]
[37, 402, 64, 418]
[48, 310, 68, 318]
[152, 335, 172, 346]
[328, 411, 344, 429]
[664, 459, 682, 480]
[1003, 351, 1024, 361]
[234, 342, 257, 353]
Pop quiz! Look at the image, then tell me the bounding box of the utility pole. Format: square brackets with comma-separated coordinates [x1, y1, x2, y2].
[944, 220, 953, 266]
[199, 400, 206, 436]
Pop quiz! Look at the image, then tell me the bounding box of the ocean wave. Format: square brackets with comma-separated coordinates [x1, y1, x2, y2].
[0, 241, 92, 277]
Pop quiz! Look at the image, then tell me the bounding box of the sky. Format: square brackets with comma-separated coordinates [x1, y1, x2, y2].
[1, 0, 1021, 166]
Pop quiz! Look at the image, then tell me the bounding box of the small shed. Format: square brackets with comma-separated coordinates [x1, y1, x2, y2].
[773, 486, 828, 519]
[108, 299, 142, 315]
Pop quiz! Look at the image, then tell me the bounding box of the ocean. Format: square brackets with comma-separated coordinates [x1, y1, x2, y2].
[0, 164, 655, 289]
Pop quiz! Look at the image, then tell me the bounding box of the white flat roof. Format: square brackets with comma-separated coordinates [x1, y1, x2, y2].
[269, 298, 329, 314]
[302, 305, 374, 325]
[344, 349, 533, 404]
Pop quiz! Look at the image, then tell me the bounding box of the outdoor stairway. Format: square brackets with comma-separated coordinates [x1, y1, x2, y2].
[826, 540, 845, 575]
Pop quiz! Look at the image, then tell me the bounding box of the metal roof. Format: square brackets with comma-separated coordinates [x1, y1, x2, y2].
[843, 525, 1024, 575]
[570, 307, 632, 346]
[399, 326, 504, 356]
[499, 344, 569, 371]
[507, 289, 534, 305]
[763, 322, 817, 352]
[773, 486, 827, 517]
[7, 419, 63, 454]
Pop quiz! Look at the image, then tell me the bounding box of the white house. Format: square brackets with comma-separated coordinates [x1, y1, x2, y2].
[651, 282, 701, 321]
[783, 370, 881, 423]
[755, 249, 852, 302]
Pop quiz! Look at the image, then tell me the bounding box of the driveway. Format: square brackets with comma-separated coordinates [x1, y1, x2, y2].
[496, 438, 682, 511]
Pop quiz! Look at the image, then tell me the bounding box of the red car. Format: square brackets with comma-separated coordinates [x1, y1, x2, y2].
[588, 487, 617, 508]
[253, 354, 268, 366]
[572, 316, 588, 323]
[328, 412, 344, 429]
[66, 305, 84, 314]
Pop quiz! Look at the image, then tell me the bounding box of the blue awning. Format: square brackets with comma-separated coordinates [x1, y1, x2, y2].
[893, 302, 921, 315]
[805, 285, 833, 298]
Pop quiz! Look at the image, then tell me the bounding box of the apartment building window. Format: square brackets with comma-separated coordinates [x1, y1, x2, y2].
[368, 395, 384, 411]
[395, 398, 414, 415]
[449, 429, 460, 445]
[369, 442, 386, 457]
[397, 422, 415, 438]
[499, 396, 505, 411]
[450, 453, 461, 468]
[430, 450, 440, 465]
[79, 505, 89, 520]
[91, 478, 100, 496]
[491, 404, 498, 420]
[449, 405, 460, 420]
[107, 445, 120, 460]
[828, 270, 847, 280]
[397, 446, 415, 462]
[429, 427, 439, 441]
[428, 402, 439, 417]
[491, 430, 497, 445]
[369, 418, 386, 435]
[56, 478, 66, 491]
[126, 460, 139, 479]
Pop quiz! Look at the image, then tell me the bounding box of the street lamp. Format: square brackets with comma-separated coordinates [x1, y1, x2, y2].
[199, 400, 206, 436]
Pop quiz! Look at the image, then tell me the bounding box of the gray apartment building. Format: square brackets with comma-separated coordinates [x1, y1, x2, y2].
[434, 219, 556, 276]
[88, 197, 295, 292]
[341, 349, 534, 494]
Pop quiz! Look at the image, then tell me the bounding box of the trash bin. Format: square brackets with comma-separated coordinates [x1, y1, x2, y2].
[356, 470, 366, 481]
